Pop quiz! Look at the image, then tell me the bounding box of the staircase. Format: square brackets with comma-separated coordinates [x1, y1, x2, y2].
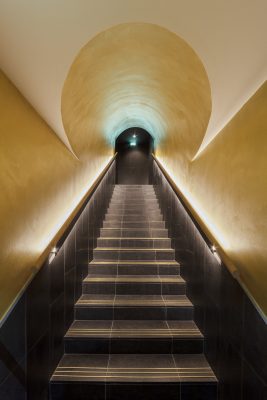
[50, 185, 217, 400]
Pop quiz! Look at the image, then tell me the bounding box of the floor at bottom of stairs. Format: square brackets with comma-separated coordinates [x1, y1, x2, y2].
[50, 353, 217, 400]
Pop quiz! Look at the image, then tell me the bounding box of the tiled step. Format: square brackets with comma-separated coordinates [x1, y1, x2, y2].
[102, 220, 165, 228]
[109, 199, 159, 204]
[64, 320, 203, 354]
[112, 189, 156, 194]
[100, 227, 169, 238]
[109, 200, 159, 207]
[93, 247, 175, 261]
[88, 260, 180, 275]
[82, 274, 186, 295]
[110, 198, 158, 204]
[104, 214, 163, 222]
[50, 354, 217, 400]
[97, 237, 171, 248]
[75, 294, 193, 320]
[107, 207, 161, 215]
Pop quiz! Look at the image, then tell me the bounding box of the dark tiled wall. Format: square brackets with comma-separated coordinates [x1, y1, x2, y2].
[0, 161, 116, 400]
[151, 160, 267, 400]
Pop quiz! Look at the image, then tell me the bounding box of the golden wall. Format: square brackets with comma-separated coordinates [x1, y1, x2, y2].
[157, 82, 267, 315]
[0, 70, 112, 320]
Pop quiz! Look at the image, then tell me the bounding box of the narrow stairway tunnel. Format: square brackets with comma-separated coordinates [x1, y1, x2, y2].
[50, 184, 217, 399]
[50, 131, 217, 399]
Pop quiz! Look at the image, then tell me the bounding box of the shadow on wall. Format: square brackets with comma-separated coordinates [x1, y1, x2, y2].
[115, 128, 154, 184]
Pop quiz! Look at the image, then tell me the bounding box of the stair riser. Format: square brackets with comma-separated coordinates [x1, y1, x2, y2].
[103, 221, 165, 228]
[88, 265, 180, 275]
[93, 250, 175, 261]
[104, 215, 163, 222]
[100, 229, 168, 238]
[82, 282, 186, 295]
[50, 381, 217, 400]
[75, 306, 193, 320]
[97, 238, 171, 248]
[64, 337, 203, 354]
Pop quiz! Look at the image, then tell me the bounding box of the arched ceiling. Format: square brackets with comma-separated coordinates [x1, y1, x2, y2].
[0, 0, 266, 153]
[61, 23, 211, 161]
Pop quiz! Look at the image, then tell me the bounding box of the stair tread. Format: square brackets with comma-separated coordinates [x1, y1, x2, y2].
[84, 274, 185, 283]
[94, 247, 174, 251]
[98, 237, 169, 240]
[65, 320, 203, 339]
[89, 260, 179, 265]
[76, 294, 193, 307]
[51, 353, 216, 383]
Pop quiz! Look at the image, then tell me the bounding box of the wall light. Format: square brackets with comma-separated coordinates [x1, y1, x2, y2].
[211, 244, 221, 264]
[48, 246, 59, 264]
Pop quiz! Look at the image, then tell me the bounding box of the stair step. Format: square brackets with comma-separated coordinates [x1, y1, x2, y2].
[104, 214, 163, 222]
[103, 220, 165, 228]
[109, 201, 159, 207]
[64, 320, 203, 354]
[75, 294, 193, 320]
[97, 237, 171, 248]
[88, 260, 180, 275]
[82, 274, 186, 295]
[93, 247, 175, 261]
[107, 200, 161, 209]
[100, 227, 169, 238]
[50, 354, 217, 400]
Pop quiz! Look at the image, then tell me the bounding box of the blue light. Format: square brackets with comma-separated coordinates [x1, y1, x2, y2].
[130, 140, 137, 146]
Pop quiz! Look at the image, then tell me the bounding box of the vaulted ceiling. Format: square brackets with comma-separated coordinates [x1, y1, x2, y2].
[0, 0, 266, 154]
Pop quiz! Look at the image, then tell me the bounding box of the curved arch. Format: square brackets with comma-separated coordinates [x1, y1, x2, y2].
[61, 23, 211, 165]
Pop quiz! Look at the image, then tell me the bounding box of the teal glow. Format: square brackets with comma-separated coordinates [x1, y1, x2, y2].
[130, 140, 137, 146]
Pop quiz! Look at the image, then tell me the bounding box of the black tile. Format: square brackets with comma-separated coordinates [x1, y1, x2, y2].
[0, 363, 26, 400]
[110, 337, 172, 354]
[65, 338, 109, 354]
[50, 382, 105, 400]
[0, 294, 26, 379]
[218, 340, 242, 400]
[74, 263, 85, 302]
[204, 300, 221, 374]
[107, 383, 180, 400]
[180, 383, 217, 400]
[75, 306, 113, 320]
[49, 246, 65, 304]
[64, 267, 75, 332]
[26, 263, 49, 351]
[49, 294, 64, 373]
[242, 361, 267, 400]
[243, 297, 267, 383]
[172, 339, 203, 354]
[64, 229, 76, 272]
[114, 306, 165, 320]
[220, 267, 244, 352]
[27, 332, 49, 400]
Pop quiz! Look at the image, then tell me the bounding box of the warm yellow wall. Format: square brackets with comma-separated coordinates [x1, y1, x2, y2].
[157, 82, 267, 315]
[0, 70, 112, 320]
